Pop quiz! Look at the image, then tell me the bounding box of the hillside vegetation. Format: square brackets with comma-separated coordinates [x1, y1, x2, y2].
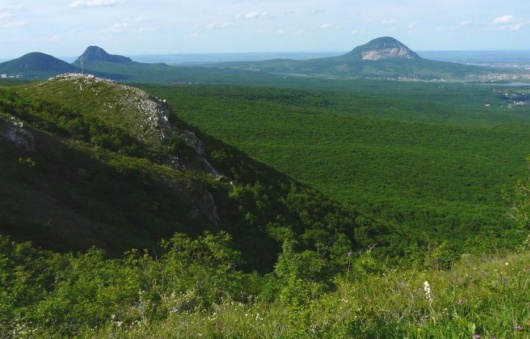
[144, 81, 530, 258]
[1, 72, 530, 337]
[0, 75, 363, 272]
[1, 232, 530, 338]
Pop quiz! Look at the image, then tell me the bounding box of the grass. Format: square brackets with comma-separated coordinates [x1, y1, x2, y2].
[83, 250, 530, 338]
[2, 75, 530, 338]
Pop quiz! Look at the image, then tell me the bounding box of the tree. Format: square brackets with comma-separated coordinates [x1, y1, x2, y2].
[507, 157, 530, 249]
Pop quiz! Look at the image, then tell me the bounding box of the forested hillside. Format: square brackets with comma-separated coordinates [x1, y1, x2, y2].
[0, 75, 365, 272]
[143, 81, 530, 258]
[1, 74, 530, 337]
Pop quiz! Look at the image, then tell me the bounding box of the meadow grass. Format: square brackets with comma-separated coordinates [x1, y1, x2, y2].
[82, 250, 530, 339]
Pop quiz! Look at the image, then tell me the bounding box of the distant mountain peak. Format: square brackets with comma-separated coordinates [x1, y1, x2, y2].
[74, 46, 132, 64]
[0, 52, 79, 75]
[347, 36, 421, 61]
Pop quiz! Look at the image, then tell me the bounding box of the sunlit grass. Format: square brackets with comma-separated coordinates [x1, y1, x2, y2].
[78, 251, 530, 338]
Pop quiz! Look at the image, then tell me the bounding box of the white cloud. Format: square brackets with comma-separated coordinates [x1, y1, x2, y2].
[102, 22, 130, 33]
[70, 0, 123, 8]
[206, 22, 232, 30]
[139, 26, 159, 33]
[491, 15, 515, 25]
[311, 8, 326, 15]
[320, 23, 336, 29]
[245, 11, 260, 20]
[240, 11, 266, 20]
[37, 35, 61, 42]
[510, 22, 525, 31]
[382, 19, 399, 25]
[48, 35, 61, 42]
[0, 20, 27, 29]
[491, 15, 526, 30]
[2, 0, 530, 57]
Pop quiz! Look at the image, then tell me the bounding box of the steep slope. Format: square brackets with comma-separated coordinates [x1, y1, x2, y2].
[0, 76, 363, 270]
[73, 46, 132, 65]
[25, 74, 221, 174]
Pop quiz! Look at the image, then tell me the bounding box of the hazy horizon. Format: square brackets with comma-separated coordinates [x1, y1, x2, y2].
[1, 1, 529, 59]
[1, 48, 530, 66]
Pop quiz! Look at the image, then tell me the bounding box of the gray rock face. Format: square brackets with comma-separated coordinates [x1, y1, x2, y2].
[0, 118, 35, 152]
[347, 36, 421, 61]
[362, 47, 417, 61]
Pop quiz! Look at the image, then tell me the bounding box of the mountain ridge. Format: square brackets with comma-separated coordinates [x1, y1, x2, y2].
[211, 37, 514, 80]
[0, 38, 527, 82]
[74, 46, 132, 65]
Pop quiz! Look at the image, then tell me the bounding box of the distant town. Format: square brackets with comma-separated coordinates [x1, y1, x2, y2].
[1, 74, 23, 79]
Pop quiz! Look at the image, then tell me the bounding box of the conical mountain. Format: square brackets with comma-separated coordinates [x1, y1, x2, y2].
[213, 36, 499, 80]
[344, 36, 421, 61]
[74, 46, 132, 65]
[0, 52, 79, 76]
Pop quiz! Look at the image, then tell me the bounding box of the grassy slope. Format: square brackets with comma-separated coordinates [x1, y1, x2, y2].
[3, 230, 529, 338]
[100, 250, 530, 338]
[0, 123, 216, 255]
[0, 78, 363, 270]
[1, 69, 530, 338]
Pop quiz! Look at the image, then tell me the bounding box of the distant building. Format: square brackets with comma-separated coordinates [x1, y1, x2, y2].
[0, 74, 7, 79]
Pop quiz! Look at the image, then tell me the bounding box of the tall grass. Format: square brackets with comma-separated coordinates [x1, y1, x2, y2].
[84, 251, 530, 338]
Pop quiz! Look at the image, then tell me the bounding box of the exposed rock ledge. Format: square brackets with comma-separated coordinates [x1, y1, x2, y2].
[362, 47, 417, 61]
[0, 118, 35, 152]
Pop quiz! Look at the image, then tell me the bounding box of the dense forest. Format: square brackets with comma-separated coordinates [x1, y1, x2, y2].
[143, 81, 530, 258]
[1, 74, 530, 337]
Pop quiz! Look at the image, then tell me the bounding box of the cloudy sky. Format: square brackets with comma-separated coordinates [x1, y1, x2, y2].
[1, 0, 529, 59]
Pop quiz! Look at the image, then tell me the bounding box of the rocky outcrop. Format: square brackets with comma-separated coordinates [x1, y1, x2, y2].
[346, 36, 421, 61]
[46, 73, 223, 227]
[0, 118, 35, 152]
[178, 129, 221, 176]
[51, 74, 172, 147]
[362, 47, 417, 61]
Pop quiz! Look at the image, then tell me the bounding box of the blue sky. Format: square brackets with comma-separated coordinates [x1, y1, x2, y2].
[1, 0, 529, 58]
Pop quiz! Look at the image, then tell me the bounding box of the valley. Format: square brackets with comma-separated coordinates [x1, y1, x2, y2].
[1, 37, 530, 337]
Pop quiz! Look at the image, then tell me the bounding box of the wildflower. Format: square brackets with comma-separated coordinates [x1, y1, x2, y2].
[423, 281, 433, 302]
[457, 299, 464, 305]
[514, 324, 522, 331]
[473, 334, 480, 339]
[347, 251, 352, 257]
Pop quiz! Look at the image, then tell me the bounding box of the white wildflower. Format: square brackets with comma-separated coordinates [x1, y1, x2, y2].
[423, 280, 433, 302]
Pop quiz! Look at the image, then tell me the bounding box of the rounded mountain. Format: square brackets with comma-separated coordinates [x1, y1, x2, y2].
[345, 36, 421, 61]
